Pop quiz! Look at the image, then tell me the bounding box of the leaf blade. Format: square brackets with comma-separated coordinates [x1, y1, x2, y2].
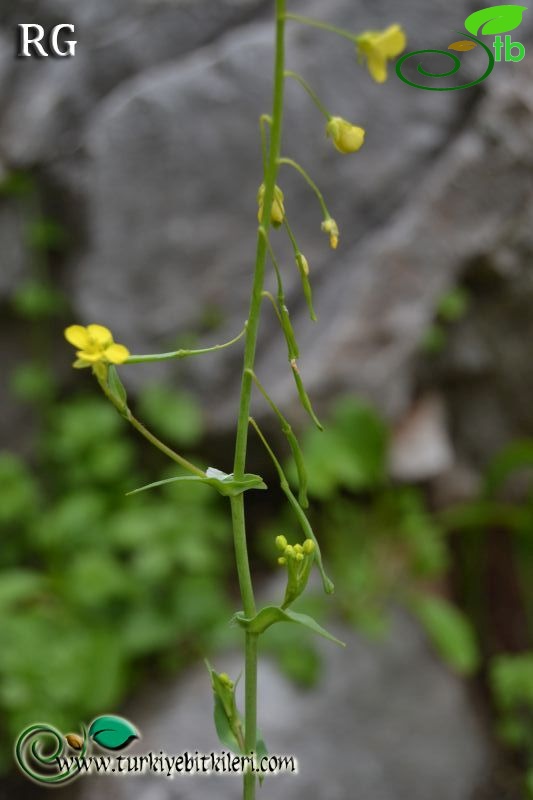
[234, 605, 345, 647]
[127, 470, 267, 497]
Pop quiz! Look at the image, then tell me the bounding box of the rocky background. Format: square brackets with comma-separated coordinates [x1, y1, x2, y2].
[1, 1, 533, 797]
[0, 0, 532, 477]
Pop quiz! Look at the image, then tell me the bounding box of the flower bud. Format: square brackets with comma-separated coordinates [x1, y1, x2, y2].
[326, 117, 365, 154]
[275, 534, 288, 551]
[303, 539, 315, 555]
[257, 183, 285, 227]
[220, 673, 234, 688]
[321, 218, 339, 250]
[295, 252, 309, 276]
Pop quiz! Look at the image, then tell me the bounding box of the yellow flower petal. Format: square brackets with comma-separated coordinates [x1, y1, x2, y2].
[357, 24, 406, 83]
[87, 324, 113, 346]
[367, 52, 387, 83]
[76, 350, 102, 363]
[65, 325, 90, 349]
[379, 24, 406, 58]
[73, 359, 91, 369]
[105, 343, 130, 364]
[86, 324, 113, 346]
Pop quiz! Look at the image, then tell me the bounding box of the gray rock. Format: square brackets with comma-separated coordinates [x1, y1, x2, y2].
[2, 0, 533, 468]
[78, 609, 491, 800]
[0, 0, 269, 164]
[66, 0, 490, 429]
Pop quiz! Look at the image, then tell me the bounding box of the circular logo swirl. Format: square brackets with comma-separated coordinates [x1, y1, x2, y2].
[396, 32, 495, 90]
[15, 723, 87, 784]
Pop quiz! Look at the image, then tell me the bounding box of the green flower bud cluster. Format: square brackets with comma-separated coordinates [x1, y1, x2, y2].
[208, 665, 245, 753]
[275, 534, 316, 608]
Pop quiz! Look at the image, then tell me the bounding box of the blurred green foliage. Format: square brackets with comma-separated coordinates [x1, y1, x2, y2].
[0, 393, 232, 771]
[443, 440, 533, 794]
[2, 169, 529, 788]
[273, 398, 480, 677]
[0, 170, 233, 772]
[420, 286, 470, 355]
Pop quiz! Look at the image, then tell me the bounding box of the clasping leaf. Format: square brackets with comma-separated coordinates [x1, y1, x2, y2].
[233, 605, 345, 646]
[128, 467, 267, 498]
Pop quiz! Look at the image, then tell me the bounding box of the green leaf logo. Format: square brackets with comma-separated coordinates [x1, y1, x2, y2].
[88, 716, 139, 751]
[465, 4, 527, 36]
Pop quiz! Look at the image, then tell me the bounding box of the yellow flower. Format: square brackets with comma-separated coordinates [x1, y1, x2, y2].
[64, 324, 130, 368]
[321, 218, 339, 250]
[326, 117, 365, 154]
[356, 24, 407, 83]
[257, 183, 285, 227]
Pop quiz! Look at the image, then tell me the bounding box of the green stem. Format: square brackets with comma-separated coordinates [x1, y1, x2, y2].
[95, 373, 205, 477]
[246, 368, 309, 508]
[126, 322, 247, 363]
[278, 157, 331, 220]
[259, 115, 272, 176]
[125, 411, 206, 477]
[231, 3, 286, 799]
[284, 70, 331, 119]
[243, 633, 258, 797]
[249, 417, 333, 594]
[285, 12, 357, 43]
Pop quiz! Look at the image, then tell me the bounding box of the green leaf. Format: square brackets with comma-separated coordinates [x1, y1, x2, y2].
[298, 397, 388, 499]
[464, 5, 527, 36]
[491, 652, 533, 710]
[205, 661, 244, 755]
[411, 595, 480, 675]
[107, 366, 128, 411]
[436, 288, 469, 323]
[0, 170, 34, 197]
[233, 605, 345, 646]
[9, 362, 55, 405]
[0, 570, 46, 609]
[483, 440, 533, 497]
[88, 715, 138, 751]
[127, 468, 267, 498]
[12, 281, 66, 320]
[213, 695, 242, 754]
[26, 219, 67, 252]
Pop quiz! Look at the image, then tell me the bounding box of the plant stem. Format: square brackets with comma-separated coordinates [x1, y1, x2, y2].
[126, 322, 247, 363]
[284, 70, 331, 119]
[230, 2, 286, 798]
[278, 157, 331, 220]
[125, 411, 206, 477]
[285, 12, 357, 43]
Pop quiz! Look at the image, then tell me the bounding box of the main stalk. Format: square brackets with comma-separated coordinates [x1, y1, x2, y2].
[229, 2, 286, 798]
